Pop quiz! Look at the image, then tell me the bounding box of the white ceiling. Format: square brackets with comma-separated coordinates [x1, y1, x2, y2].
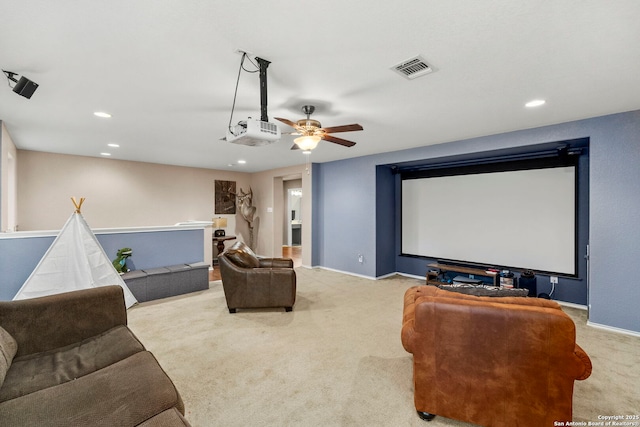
[1, 0, 639, 173]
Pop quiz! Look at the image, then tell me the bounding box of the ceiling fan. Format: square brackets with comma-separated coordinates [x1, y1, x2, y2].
[275, 105, 363, 151]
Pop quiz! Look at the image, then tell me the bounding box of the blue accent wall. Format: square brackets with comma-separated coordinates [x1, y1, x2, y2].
[313, 109, 640, 333]
[375, 165, 396, 276]
[311, 162, 323, 267]
[0, 236, 52, 300]
[97, 229, 203, 271]
[314, 156, 377, 275]
[0, 228, 204, 300]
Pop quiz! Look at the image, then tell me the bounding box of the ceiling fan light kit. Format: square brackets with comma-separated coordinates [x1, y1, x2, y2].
[294, 135, 321, 151]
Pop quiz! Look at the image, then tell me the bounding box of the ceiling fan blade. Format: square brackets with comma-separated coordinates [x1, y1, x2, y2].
[290, 143, 300, 150]
[274, 117, 299, 128]
[320, 124, 363, 134]
[322, 134, 357, 147]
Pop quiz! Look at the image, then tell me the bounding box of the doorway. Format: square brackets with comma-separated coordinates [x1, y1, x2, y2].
[282, 178, 303, 267]
[287, 188, 302, 246]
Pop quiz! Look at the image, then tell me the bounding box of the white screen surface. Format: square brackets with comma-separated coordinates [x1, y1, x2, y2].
[401, 166, 576, 275]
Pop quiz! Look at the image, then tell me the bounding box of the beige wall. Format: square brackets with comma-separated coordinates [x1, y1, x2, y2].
[1, 123, 18, 232]
[250, 164, 311, 266]
[16, 150, 311, 265]
[17, 150, 252, 265]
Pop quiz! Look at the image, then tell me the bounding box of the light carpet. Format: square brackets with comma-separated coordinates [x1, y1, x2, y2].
[127, 268, 640, 427]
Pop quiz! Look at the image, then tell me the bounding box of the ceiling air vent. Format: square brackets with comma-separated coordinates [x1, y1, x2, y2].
[391, 55, 433, 80]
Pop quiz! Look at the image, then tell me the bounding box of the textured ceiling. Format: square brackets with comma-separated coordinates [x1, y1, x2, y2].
[1, 0, 639, 172]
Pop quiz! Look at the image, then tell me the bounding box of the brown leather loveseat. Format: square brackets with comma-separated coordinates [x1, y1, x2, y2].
[401, 285, 592, 427]
[218, 241, 296, 313]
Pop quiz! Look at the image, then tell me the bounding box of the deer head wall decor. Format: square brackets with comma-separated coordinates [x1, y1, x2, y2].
[235, 187, 257, 250]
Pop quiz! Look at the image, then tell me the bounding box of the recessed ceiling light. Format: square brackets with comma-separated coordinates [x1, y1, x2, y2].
[525, 99, 546, 108]
[100, 152, 111, 156]
[94, 111, 112, 118]
[238, 160, 247, 164]
[107, 143, 120, 148]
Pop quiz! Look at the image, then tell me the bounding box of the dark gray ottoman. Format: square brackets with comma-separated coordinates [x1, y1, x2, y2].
[187, 262, 210, 292]
[166, 264, 192, 295]
[143, 267, 173, 301]
[122, 270, 148, 302]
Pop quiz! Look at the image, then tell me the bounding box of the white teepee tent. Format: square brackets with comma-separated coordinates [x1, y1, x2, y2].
[13, 198, 137, 308]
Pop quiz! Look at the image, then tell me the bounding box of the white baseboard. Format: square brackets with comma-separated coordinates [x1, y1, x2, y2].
[309, 267, 424, 282]
[319, 268, 425, 281]
[395, 272, 426, 281]
[586, 321, 640, 338]
[375, 272, 399, 280]
[557, 301, 587, 310]
[314, 266, 377, 280]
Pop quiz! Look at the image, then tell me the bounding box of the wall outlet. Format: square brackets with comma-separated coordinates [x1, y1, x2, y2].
[358, 254, 364, 263]
[550, 276, 559, 284]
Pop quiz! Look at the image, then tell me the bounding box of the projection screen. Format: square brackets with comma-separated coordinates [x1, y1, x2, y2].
[401, 166, 576, 275]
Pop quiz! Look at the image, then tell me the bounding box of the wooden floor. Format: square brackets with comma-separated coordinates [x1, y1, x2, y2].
[208, 245, 302, 281]
[282, 245, 302, 267]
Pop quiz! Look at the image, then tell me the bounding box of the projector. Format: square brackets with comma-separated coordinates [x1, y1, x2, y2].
[225, 119, 281, 146]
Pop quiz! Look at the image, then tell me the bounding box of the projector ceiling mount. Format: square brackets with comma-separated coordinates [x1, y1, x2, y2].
[221, 52, 281, 147]
[3, 70, 39, 99]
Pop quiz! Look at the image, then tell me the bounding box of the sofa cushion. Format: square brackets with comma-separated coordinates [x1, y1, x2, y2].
[224, 241, 260, 268]
[0, 325, 145, 402]
[0, 351, 183, 427]
[0, 326, 18, 388]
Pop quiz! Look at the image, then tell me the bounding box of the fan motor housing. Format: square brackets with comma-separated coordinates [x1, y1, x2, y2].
[296, 119, 321, 129]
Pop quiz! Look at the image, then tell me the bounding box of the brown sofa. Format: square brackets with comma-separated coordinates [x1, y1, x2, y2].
[401, 285, 592, 427]
[219, 241, 296, 313]
[0, 286, 190, 426]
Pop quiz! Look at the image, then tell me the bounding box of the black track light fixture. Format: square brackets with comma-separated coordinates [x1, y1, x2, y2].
[3, 70, 39, 99]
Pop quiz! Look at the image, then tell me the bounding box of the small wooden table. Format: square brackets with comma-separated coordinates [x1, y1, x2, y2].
[212, 235, 236, 265]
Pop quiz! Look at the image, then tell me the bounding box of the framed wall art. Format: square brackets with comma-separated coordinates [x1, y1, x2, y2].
[215, 180, 236, 214]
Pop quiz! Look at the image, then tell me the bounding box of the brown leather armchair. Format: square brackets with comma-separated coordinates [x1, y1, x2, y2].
[401, 285, 592, 427]
[218, 241, 296, 313]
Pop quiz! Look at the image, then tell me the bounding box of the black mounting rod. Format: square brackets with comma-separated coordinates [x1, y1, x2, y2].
[255, 57, 270, 122]
[2, 70, 19, 83]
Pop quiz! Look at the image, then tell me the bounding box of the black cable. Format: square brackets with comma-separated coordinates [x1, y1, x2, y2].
[242, 55, 260, 73]
[226, 53, 261, 135]
[227, 53, 246, 135]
